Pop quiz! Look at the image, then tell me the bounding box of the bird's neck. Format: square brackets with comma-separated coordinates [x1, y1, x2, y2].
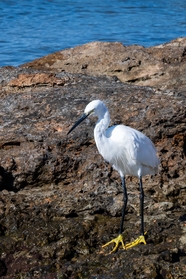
[94, 111, 110, 154]
[96, 110, 110, 133]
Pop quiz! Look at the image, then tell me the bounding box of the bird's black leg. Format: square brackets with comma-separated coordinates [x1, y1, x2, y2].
[102, 175, 127, 252]
[125, 176, 146, 249]
[119, 175, 128, 234]
[139, 175, 144, 236]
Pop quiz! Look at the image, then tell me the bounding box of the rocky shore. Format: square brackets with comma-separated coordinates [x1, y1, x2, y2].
[0, 37, 186, 278]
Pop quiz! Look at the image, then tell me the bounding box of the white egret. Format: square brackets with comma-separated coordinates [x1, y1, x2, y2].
[67, 100, 160, 253]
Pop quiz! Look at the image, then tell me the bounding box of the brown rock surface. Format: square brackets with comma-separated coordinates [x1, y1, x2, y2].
[23, 37, 186, 92]
[0, 39, 185, 278]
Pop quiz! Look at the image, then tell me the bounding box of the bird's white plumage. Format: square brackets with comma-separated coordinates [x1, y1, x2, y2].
[84, 100, 159, 178]
[68, 99, 160, 252]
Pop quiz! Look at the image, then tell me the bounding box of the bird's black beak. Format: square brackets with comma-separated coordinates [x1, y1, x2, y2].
[67, 113, 89, 135]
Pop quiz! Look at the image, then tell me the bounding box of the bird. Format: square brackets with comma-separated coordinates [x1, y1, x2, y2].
[67, 100, 160, 253]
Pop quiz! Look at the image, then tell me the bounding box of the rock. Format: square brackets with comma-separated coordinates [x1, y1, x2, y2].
[8, 73, 67, 88]
[0, 260, 7, 276]
[0, 39, 186, 278]
[22, 37, 186, 92]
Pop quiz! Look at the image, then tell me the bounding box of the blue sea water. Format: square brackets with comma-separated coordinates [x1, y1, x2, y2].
[0, 0, 186, 67]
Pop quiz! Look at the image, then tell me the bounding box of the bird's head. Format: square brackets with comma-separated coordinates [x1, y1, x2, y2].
[67, 100, 107, 135]
[84, 100, 106, 116]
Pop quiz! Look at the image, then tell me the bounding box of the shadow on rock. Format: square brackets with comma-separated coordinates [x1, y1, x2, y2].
[0, 166, 15, 192]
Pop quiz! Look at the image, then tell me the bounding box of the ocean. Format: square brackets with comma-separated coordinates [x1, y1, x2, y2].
[0, 0, 186, 67]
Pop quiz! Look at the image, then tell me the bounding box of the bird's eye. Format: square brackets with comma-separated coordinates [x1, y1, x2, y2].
[89, 109, 94, 115]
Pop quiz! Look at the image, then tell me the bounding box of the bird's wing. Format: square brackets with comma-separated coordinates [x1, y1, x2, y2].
[107, 125, 159, 169]
[125, 129, 159, 169]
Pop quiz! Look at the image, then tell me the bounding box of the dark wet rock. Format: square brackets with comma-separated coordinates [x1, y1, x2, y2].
[0, 260, 7, 276]
[0, 39, 186, 278]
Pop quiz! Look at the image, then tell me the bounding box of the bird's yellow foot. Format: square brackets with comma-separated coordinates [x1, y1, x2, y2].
[125, 235, 146, 249]
[102, 234, 125, 253]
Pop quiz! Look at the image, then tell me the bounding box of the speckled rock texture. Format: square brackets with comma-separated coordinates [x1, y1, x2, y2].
[0, 38, 185, 278]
